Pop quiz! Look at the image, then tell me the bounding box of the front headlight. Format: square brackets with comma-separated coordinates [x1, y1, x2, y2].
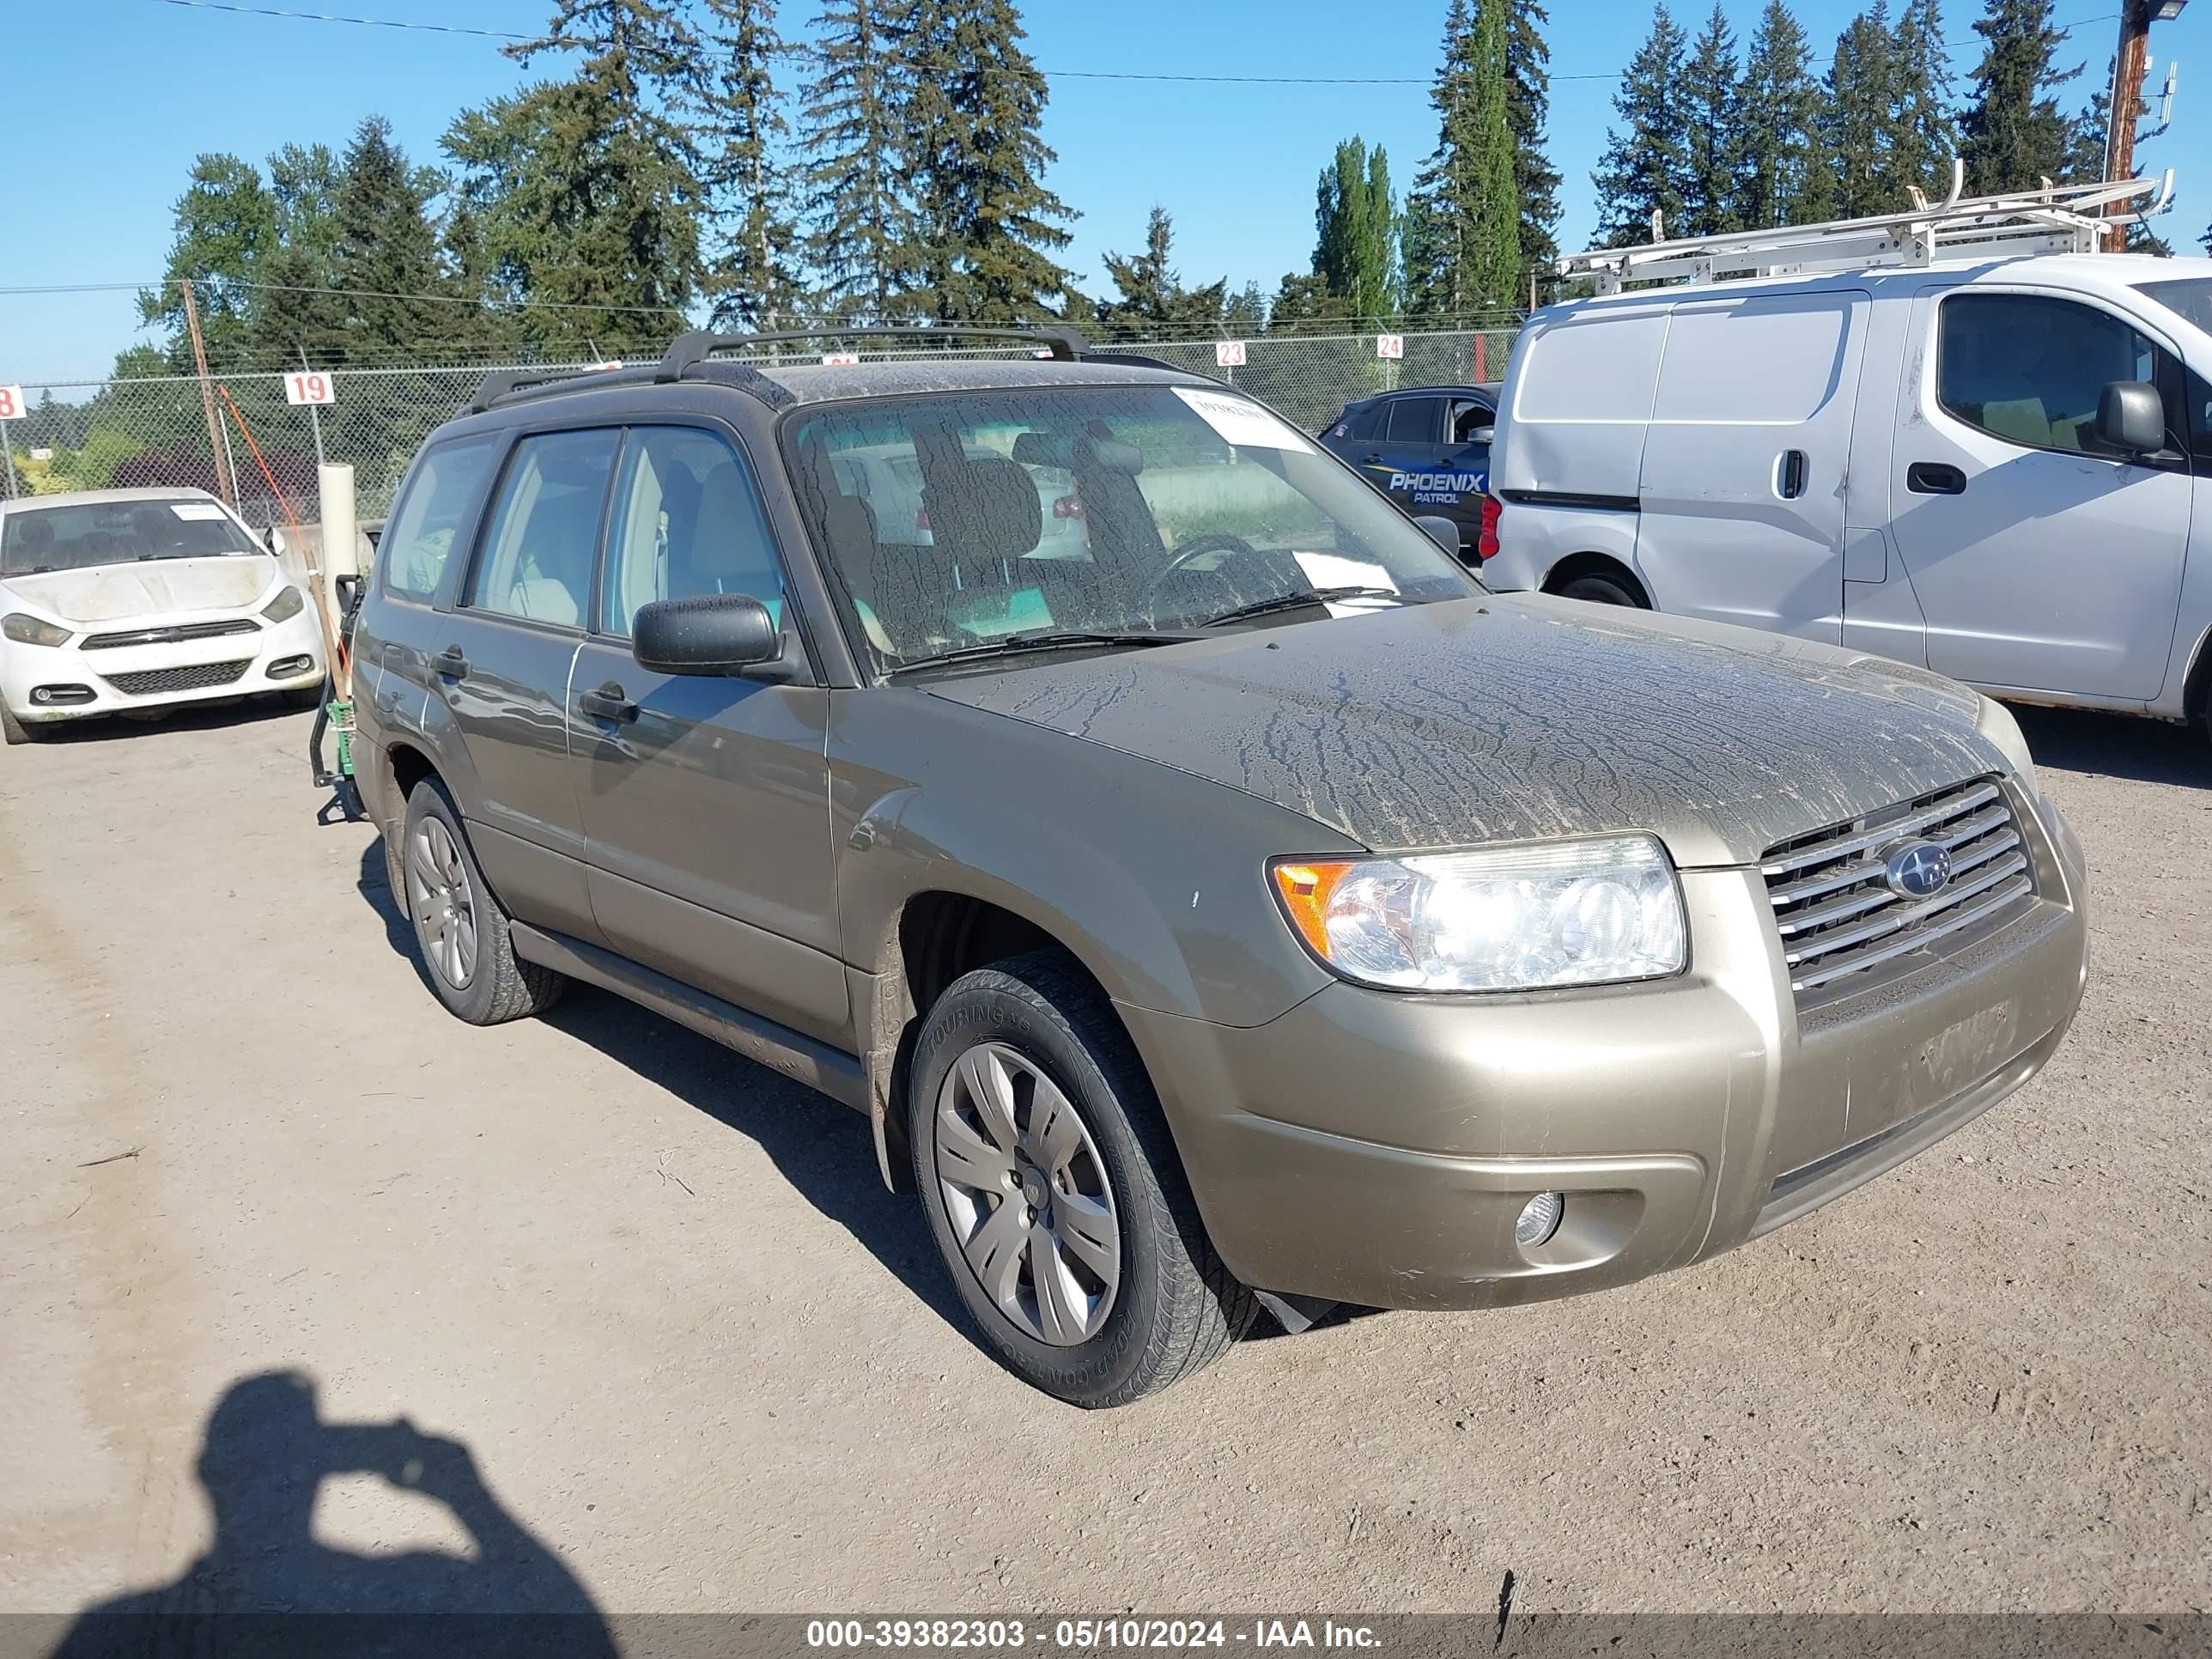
[2, 612, 70, 648]
[1974, 695, 2039, 794]
[261, 584, 307, 623]
[1271, 835, 1687, 993]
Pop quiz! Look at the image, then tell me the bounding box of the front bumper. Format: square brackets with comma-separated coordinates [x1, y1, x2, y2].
[1, 605, 324, 723]
[1121, 785, 2089, 1311]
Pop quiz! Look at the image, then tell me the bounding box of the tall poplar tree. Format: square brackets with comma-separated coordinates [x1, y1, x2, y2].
[1314, 137, 1400, 321]
[798, 0, 918, 320]
[1404, 0, 1519, 318]
[695, 0, 805, 329]
[1735, 0, 1825, 228]
[1679, 3, 1743, 235]
[1592, 3, 1691, 246]
[1959, 0, 2079, 193]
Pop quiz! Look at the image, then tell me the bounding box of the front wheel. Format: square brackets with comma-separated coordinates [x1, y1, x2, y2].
[909, 951, 1255, 1407]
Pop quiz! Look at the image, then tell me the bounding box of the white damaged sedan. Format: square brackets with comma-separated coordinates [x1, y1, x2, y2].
[0, 488, 325, 744]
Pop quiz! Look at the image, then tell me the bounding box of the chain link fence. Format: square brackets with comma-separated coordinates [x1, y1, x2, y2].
[4, 326, 1520, 530]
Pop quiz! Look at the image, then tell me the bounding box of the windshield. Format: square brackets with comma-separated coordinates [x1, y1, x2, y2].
[2137, 277, 2212, 339]
[1, 498, 258, 577]
[783, 384, 1480, 671]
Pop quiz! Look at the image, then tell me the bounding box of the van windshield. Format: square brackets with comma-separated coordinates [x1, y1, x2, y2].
[1, 499, 259, 577]
[2136, 277, 2212, 339]
[784, 384, 1479, 672]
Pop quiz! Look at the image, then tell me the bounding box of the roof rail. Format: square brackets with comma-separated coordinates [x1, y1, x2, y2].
[654, 324, 1087, 381]
[1557, 164, 2176, 295]
[462, 361, 627, 416]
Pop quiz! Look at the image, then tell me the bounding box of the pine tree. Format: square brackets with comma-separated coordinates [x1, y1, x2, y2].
[1735, 0, 1826, 228]
[695, 0, 805, 329]
[1314, 137, 1399, 321]
[902, 0, 1075, 324]
[332, 117, 453, 360]
[1679, 3, 1742, 235]
[1959, 0, 2079, 194]
[1888, 0, 1957, 201]
[1592, 3, 1692, 246]
[798, 0, 918, 321]
[1404, 0, 1519, 319]
[1507, 0, 1564, 295]
[1222, 282, 1267, 336]
[1823, 4, 1899, 218]
[1094, 209, 1227, 340]
[447, 0, 706, 351]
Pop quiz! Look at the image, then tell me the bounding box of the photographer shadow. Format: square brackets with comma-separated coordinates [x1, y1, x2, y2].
[52, 1370, 617, 1659]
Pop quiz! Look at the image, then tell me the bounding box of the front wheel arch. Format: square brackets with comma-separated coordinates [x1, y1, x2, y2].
[1543, 553, 1652, 609]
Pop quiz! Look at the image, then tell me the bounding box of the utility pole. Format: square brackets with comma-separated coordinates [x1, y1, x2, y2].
[2104, 0, 2186, 239]
[179, 278, 239, 504]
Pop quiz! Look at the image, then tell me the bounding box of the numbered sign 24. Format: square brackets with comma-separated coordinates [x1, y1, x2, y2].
[1375, 334, 1405, 361]
[284, 371, 337, 407]
[0, 386, 23, 421]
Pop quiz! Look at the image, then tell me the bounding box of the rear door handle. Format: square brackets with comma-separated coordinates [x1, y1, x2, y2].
[1907, 461, 1967, 495]
[431, 646, 470, 679]
[577, 683, 637, 723]
[1778, 449, 1808, 500]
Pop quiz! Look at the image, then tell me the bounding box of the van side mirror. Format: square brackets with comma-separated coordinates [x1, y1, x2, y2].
[2095, 380, 2166, 456]
[632, 592, 784, 677]
[1413, 515, 1462, 556]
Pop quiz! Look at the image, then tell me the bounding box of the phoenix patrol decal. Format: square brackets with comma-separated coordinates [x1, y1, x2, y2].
[1386, 469, 1487, 506]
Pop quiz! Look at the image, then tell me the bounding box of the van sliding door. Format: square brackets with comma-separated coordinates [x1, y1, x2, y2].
[1636, 290, 1869, 642]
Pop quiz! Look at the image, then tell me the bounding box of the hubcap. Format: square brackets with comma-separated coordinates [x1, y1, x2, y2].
[933, 1042, 1121, 1346]
[406, 817, 478, 991]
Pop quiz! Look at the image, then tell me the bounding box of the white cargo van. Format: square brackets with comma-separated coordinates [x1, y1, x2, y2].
[1483, 174, 2212, 739]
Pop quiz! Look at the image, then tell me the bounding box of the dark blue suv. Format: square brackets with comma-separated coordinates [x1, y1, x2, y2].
[1316, 384, 1498, 552]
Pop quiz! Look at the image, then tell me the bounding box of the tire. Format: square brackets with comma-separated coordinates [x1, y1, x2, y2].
[908, 950, 1256, 1407]
[398, 778, 564, 1024]
[1, 703, 45, 746]
[1553, 571, 1644, 607]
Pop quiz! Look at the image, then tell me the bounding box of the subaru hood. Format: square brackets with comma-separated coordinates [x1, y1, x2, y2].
[923, 594, 2008, 868]
[3, 555, 278, 624]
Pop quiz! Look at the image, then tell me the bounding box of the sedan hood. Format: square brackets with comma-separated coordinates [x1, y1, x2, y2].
[3, 555, 277, 623]
[925, 595, 2005, 867]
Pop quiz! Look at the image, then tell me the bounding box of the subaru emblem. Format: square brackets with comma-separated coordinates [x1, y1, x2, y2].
[1882, 838, 1953, 900]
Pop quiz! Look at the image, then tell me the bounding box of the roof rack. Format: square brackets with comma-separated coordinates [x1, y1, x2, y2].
[1557, 163, 2176, 295]
[462, 361, 628, 416]
[655, 324, 1086, 381]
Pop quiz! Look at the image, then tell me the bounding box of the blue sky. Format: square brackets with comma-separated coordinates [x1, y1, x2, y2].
[4, 0, 2200, 384]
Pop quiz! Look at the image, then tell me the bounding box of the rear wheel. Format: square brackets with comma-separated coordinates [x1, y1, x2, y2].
[400, 779, 563, 1024]
[1553, 571, 1644, 607]
[909, 951, 1255, 1407]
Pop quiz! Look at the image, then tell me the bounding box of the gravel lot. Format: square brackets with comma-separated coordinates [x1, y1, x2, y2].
[1, 699, 2207, 1625]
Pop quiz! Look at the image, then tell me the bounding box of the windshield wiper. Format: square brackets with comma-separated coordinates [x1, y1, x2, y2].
[1200, 586, 1405, 628]
[884, 628, 1201, 677]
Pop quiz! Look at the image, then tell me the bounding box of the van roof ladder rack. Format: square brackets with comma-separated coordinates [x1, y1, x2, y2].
[1557, 163, 2176, 295]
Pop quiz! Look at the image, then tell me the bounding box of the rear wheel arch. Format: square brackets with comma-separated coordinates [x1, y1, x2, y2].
[2183, 621, 2212, 733]
[1543, 552, 1653, 609]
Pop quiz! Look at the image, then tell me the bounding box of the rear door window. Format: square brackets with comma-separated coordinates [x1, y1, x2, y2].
[464, 429, 618, 629]
[1343, 402, 1387, 441]
[380, 435, 501, 603]
[1938, 292, 2168, 458]
[1385, 398, 1443, 444]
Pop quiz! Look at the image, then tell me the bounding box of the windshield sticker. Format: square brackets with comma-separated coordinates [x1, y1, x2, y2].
[170, 503, 229, 521]
[1171, 386, 1316, 453]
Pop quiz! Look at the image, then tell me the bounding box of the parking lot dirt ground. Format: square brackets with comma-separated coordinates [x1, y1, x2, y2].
[1, 700, 2208, 1623]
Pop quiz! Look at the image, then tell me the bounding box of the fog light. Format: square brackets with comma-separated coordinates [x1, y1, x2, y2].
[266, 655, 314, 679]
[1515, 1191, 1564, 1249]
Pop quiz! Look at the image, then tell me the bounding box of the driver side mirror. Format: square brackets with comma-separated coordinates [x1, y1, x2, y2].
[1465, 424, 1496, 447]
[632, 592, 788, 678]
[1413, 515, 1462, 556]
[2095, 380, 2166, 457]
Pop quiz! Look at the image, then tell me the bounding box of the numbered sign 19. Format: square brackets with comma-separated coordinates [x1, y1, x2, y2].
[283, 371, 337, 406]
[1214, 340, 1247, 368]
[0, 386, 23, 421]
[1375, 334, 1405, 361]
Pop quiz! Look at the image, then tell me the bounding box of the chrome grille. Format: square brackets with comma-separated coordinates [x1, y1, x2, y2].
[82, 618, 259, 651]
[100, 659, 253, 696]
[1762, 776, 2036, 1000]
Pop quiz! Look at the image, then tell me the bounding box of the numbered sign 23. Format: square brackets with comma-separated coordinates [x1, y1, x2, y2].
[0, 386, 23, 421]
[283, 371, 337, 406]
[1214, 340, 1247, 368]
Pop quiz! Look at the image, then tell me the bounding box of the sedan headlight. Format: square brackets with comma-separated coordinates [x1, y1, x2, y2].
[1974, 695, 2039, 794]
[1271, 835, 1687, 993]
[262, 584, 307, 623]
[2, 612, 70, 648]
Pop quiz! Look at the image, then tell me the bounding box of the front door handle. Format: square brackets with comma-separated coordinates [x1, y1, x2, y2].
[577, 683, 637, 723]
[1907, 461, 1967, 495]
[431, 646, 470, 679]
